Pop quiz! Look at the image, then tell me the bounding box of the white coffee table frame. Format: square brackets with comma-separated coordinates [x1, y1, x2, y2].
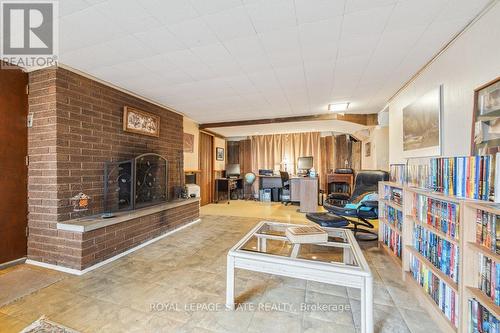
[226, 221, 373, 333]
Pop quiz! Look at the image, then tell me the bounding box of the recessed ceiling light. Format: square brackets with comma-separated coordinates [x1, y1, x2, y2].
[328, 103, 349, 112]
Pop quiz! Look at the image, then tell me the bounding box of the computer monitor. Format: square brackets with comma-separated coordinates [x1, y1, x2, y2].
[297, 156, 313, 171]
[226, 164, 241, 178]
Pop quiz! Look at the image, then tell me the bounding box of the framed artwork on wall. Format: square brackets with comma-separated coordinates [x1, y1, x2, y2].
[365, 142, 371, 157]
[402, 85, 442, 158]
[216, 147, 224, 161]
[183, 133, 194, 153]
[471, 76, 500, 155]
[123, 106, 160, 137]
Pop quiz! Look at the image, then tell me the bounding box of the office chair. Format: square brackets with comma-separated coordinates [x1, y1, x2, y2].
[244, 172, 257, 200]
[279, 171, 291, 205]
[307, 170, 389, 241]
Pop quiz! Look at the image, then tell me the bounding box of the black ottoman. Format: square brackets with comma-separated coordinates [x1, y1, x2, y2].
[306, 212, 350, 228]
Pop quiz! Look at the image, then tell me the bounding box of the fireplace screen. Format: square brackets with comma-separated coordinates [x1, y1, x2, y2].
[104, 153, 168, 213]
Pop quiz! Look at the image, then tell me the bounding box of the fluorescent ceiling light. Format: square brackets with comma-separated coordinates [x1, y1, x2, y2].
[328, 103, 349, 112]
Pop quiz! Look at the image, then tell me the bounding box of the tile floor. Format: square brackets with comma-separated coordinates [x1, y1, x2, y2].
[0, 202, 439, 333]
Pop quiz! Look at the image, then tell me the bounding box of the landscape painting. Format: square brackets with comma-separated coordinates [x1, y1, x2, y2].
[402, 86, 441, 157]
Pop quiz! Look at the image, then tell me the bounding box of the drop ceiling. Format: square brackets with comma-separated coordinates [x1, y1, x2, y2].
[57, 0, 492, 124]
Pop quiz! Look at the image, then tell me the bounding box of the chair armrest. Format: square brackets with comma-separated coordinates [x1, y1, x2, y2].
[359, 200, 378, 208]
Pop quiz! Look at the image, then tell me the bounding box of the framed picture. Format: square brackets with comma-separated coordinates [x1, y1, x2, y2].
[216, 147, 224, 161]
[365, 142, 371, 157]
[471, 77, 500, 155]
[123, 106, 160, 137]
[183, 133, 194, 153]
[402, 85, 442, 158]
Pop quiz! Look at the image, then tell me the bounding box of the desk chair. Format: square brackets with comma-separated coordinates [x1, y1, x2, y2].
[307, 170, 389, 241]
[279, 171, 291, 205]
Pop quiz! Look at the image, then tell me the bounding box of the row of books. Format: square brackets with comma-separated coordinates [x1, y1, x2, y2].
[383, 185, 403, 206]
[413, 225, 459, 283]
[412, 193, 460, 239]
[476, 209, 500, 254]
[478, 253, 500, 306]
[407, 164, 430, 189]
[381, 223, 402, 258]
[410, 255, 459, 328]
[429, 156, 492, 201]
[469, 299, 500, 333]
[389, 164, 405, 184]
[384, 205, 403, 232]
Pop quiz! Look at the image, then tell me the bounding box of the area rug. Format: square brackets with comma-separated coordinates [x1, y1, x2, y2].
[20, 316, 80, 333]
[0, 266, 64, 307]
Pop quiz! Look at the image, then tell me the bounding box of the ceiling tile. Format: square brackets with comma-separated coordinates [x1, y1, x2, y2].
[298, 19, 342, 62]
[189, 0, 242, 15]
[133, 27, 187, 54]
[139, 0, 198, 25]
[294, 0, 345, 25]
[341, 4, 394, 37]
[59, 8, 125, 51]
[244, 0, 296, 34]
[59, 0, 92, 16]
[94, 0, 162, 34]
[168, 18, 219, 48]
[203, 6, 256, 41]
[345, 0, 398, 14]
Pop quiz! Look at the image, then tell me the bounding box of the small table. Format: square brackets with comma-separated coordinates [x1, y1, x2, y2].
[226, 221, 373, 333]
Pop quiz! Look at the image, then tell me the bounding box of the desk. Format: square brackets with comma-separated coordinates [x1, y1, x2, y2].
[215, 178, 243, 204]
[257, 175, 282, 189]
[290, 176, 319, 213]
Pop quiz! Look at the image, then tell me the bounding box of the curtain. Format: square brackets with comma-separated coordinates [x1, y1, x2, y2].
[250, 132, 321, 176]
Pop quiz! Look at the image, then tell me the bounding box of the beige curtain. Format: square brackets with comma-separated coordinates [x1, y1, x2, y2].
[250, 132, 321, 176]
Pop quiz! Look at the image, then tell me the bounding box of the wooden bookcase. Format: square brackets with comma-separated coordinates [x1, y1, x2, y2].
[378, 181, 405, 266]
[461, 201, 500, 331]
[378, 185, 500, 333]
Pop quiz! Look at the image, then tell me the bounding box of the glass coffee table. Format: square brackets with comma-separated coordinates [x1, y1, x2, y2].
[226, 221, 373, 333]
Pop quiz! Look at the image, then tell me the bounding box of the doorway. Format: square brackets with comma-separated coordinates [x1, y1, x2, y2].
[199, 132, 214, 206]
[0, 63, 28, 265]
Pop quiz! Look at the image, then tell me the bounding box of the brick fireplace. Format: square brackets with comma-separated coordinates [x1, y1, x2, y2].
[26, 67, 200, 272]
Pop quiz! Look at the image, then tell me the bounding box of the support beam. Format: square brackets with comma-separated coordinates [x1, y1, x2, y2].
[199, 113, 378, 129]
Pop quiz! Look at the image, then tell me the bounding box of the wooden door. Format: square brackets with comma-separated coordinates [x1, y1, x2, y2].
[0, 63, 28, 264]
[199, 132, 214, 206]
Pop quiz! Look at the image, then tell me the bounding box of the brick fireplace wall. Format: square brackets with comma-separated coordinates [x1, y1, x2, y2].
[27, 66, 190, 269]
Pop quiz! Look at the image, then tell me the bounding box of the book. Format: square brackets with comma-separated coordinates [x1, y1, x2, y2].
[429, 155, 492, 201]
[476, 208, 500, 254]
[285, 225, 328, 244]
[469, 299, 500, 333]
[410, 255, 459, 328]
[381, 223, 402, 258]
[478, 253, 500, 306]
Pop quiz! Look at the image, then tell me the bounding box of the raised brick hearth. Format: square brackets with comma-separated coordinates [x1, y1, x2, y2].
[27, 66, 199, 271]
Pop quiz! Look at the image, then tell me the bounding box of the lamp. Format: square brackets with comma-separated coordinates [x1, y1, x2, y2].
[328, 102, 349, 112]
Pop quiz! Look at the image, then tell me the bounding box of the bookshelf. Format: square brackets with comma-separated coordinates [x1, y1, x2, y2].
[378, 185, 500, 333]
[378, 181, 405, 266]
[403, 187, 462, 332]
[461, 201, 500, 332]
[379, 157, 497, 332]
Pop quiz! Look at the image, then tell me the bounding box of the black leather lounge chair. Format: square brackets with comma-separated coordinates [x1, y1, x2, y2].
[307, 170, 389, 241]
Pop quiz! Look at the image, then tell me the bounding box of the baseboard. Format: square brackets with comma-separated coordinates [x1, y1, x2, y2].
[26, 218, 201, 276]
[0, 257, 27, 270]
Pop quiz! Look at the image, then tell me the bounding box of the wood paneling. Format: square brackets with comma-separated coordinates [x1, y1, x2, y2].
[352, 141, 361, 171]
[199, 132, 214, 206]
[227, 141, 239, 164]
[0, 62, 28, 264]
[239, 139, 252, 175]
